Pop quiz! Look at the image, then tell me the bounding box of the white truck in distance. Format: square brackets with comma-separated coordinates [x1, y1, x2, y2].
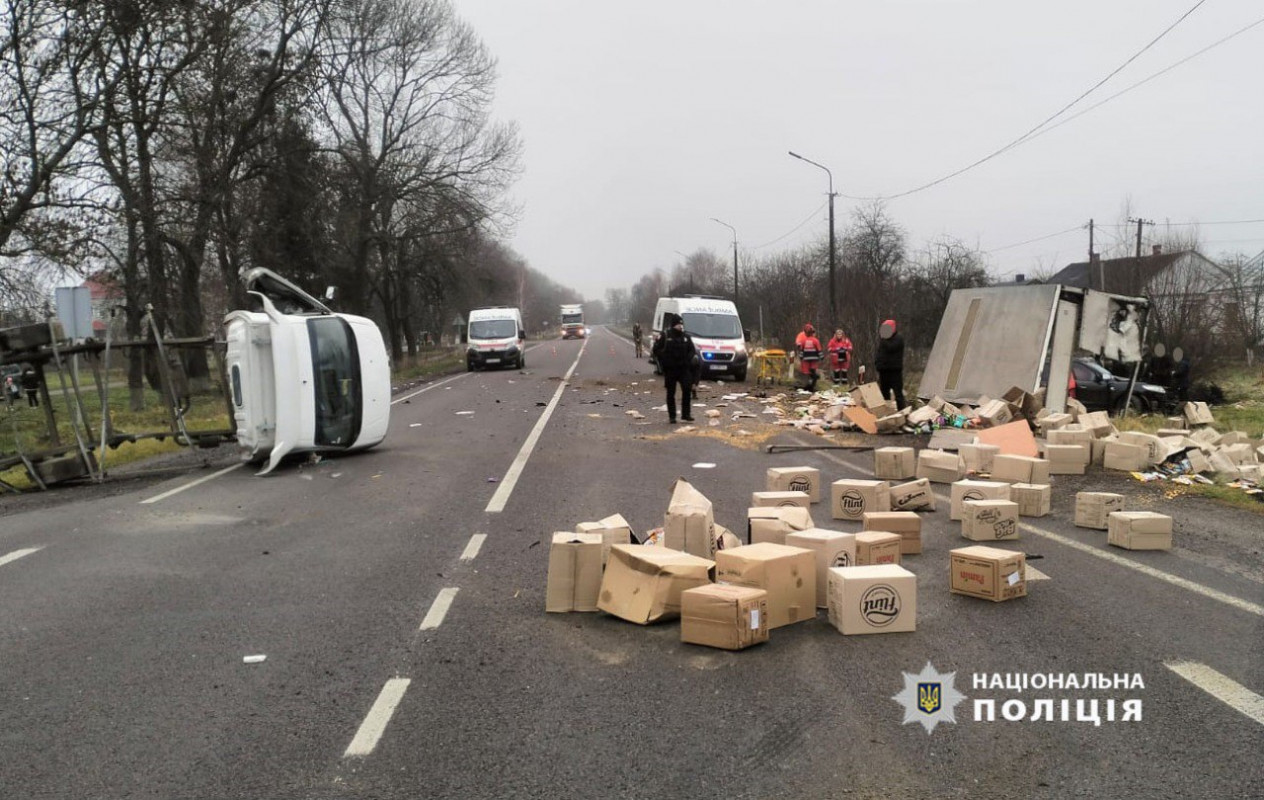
[224, 268, 390, 475]
[560, 304, 585, 339]
[466, 306, 526, 371]
[651, 296, 749, 381]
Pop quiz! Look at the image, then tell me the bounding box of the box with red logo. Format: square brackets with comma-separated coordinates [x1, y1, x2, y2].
[855, 531, 902, 565]
[950, 545, 1026, 602]
[826, 564, 917, 635]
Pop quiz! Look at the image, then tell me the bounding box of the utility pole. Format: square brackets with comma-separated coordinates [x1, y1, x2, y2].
[1128, 217, 1154, 295]
[709, 218, 738, 304]
[788, 151, 838, 331]
[1089, 218, 1101, 290]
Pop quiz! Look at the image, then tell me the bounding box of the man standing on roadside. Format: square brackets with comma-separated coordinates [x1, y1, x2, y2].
[652, 313, 697, 424]
[875, 319, 906, 409]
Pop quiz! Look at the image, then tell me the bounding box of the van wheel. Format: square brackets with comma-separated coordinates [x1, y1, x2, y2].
[733, 368, 747, 382]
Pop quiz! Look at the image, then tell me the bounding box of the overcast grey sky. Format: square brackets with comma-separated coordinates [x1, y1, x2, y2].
[453, 0, 1263, 301]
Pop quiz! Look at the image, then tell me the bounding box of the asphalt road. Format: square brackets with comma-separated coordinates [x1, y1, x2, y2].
[1, 325, 1261, 799]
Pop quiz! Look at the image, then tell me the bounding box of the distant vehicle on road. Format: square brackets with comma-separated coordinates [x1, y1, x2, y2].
[466, 307, 525, 371]
[1045, 357, 1167, 415]
[650, 296, 749, 381]
[560, 304, 585, 339]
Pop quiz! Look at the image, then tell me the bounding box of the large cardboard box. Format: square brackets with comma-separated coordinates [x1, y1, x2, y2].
[862, 511, 921, 555]
[786, 529, 858, 608]
[826, 564, 917, 634]
[680, 584, 769, 650]
[715, 543, 817, 629]
[831, 479, 891, 521]
[747, 506, 815, 545]
[1044, 443, 1089, 475]
[875, 412, 907, 433]
[1079, 410, 1115, 438]
[950, 546, 1027, 602]
[855, 531, 902, 566]
[575, 513, 634, 564]
[874, 447, 917, 480]
[1118, 432, 1171, 465]
[958, 442, 1001, 474]
[961, 499, 1020, 542]
[1103, 441, 1148, 472]
[751, 490, 811, 510]
[889, 478, 937, 512]
[950, 479, 1011, 521]
[664, 478, 717, 558]
[1107, 511, 1173, 551]
[1183, 401, 1215, 426]
[598, 544, 715, 624]
[766, 466, 822, 503]
[1011, 483, 1051, 517]
[992, 454, 1051, 484]
[545, 532, 605, 613]
[1048, 427, 1093, 448]
[1074, 492, 1124, 530]
[916, 449, 966, 483]
[851, 382, 887, 409]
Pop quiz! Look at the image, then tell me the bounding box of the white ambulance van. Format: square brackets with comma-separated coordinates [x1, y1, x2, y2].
[651, 296, 749, 381]
[466, 306, 526, 370]
[224, 268, 391, 475]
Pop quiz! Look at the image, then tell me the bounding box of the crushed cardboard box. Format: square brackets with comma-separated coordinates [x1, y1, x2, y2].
[545, 532, 605, 613]
[576, 513, 634, 564]
[680, 584, 769, 650]
[747, 506, 815, 545]
[665, 478, 718, 558]
[598, 544, 715, 624]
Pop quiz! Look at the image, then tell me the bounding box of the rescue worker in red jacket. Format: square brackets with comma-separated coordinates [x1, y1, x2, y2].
[796, 323, 822, 392]
[826, 328, 852, 385]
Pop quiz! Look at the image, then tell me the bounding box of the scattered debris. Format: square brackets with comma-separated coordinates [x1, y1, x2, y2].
[243, 655, 267, 664]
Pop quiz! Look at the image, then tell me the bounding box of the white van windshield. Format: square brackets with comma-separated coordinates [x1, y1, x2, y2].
[682, 312, 742, 339]
[470, 319, 517, 340]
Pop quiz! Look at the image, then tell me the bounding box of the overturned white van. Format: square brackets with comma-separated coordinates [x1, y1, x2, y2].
[224, 268, 391, 474]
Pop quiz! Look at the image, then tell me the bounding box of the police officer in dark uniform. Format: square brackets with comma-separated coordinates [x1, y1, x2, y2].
[651, 313, 697, 424]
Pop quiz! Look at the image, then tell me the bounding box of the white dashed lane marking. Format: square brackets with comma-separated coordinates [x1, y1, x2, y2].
[139, 463, 244, 505]
[344, 678, 411, 757]
[0, 547, 43, 568]
[460, 534, 486, 562]
[419, 587, 459, 631]
[1166, 662, 1264, 727]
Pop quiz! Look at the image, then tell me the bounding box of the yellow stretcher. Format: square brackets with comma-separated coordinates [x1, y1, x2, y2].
[751, 348, 792, 387]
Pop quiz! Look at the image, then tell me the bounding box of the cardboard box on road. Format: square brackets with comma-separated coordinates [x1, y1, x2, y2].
[916, 449, 966, 483]
[1118, 432, 1171, 465]
[950, 545, 1027, 602]
[1074, 492, 1124, 530]
[1011, 483, 1051, 517]
[575, 513, 634, 564]
[1044, 443, 1089, 475]
[786, 529, 858, 608]
[680, 584, 769, 650]
[747, 506, 815, 545]
[715, 542, 816, 629]
[976, 398, 1014, 427]
[1103, 441, 1148, 472]
[766, 466, 822, 503]
[851, 382, 886, 409]
[1048, 427, 1093, 448]
[950, 479, 1011, 521]
[958, 442, 1001, 474]
[545, 532, 605, 613]
[826, 564, 917, 634]
[961, 499, 1020, 542]
[855, 531, 902, 565]
[889, 478, 937, 512]
[991, 454, 1051, 484]
[862, 511, 921, 555]
[751, 490, 811, 510]
[831, 479, 891, 521]
[1078, 411, 1115, 438]
[874, 446, 917, 480]
[665, 478, 717, 558]
[1107, 512, 1173, 550]
[598, 544, 715, 624]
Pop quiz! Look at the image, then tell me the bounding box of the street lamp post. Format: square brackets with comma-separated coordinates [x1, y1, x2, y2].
[788, 151, 837, 331]
[710, 218, 738, 304]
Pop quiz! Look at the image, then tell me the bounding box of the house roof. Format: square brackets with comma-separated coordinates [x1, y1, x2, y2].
[82, 270, 123, 301]
[1047, 251, 1186, 294]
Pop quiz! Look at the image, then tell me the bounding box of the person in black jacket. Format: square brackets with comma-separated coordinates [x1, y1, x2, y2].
[651, 313, 697, 423]
[875, 319, 906, 409]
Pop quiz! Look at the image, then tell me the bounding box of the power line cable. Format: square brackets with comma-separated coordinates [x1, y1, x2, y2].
[984, 225, 1084, 254]
[840, 0, 1218, 202]
[750, 201, 828, 250]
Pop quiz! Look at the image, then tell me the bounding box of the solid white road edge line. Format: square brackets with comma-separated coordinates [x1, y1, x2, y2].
[391, 373, 469, 405]
[0, 547, 43, 568]
[460, 533, 487, 561]
[484, 337, 589, 513]
[139, 463, 245, 505]
[343, 678, 411, 757]
[807, 441, 1263, 617]
[1165, 662, 1264, 727]
[419, 587, 459, 631]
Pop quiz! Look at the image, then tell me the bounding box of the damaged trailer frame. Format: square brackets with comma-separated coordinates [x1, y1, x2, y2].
[917, 284, 1151, 414]
[0, 310, 237, 493]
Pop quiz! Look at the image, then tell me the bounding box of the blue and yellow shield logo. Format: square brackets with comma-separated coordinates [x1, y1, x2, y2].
[918, 682, 942, 714]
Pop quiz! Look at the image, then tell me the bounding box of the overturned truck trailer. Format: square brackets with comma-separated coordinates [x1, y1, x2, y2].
[918, 284, 1149, 412]
[225, 269, 391, 475]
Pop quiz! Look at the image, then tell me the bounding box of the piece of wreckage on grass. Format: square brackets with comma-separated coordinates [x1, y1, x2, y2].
[0, 269, 389, 492]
